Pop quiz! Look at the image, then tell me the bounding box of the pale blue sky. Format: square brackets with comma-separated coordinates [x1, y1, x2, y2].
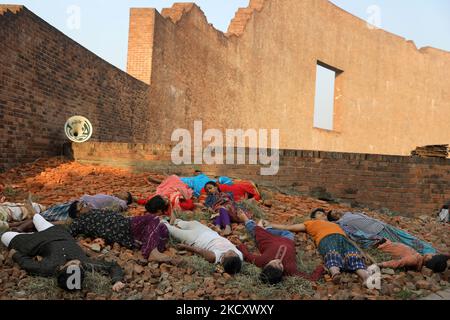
[5, 0, 450, 71]
[314, 65, 336, 130]
[3, 1, 449, 129]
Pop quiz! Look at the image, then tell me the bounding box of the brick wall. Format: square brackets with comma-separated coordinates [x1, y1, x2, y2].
[129, 0, 450, 156]
[0, 6, 150, 172]
[72, 142, 450, 217]
[127, 8, 155, 85]
[1, 5, 448, 217]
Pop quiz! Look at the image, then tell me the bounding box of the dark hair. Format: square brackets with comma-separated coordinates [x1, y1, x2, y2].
[375, 238, 387, 247]
[205, 181, 220, 193]
[145, 195, 168, 214]
[424, 255, 449, 273]
[327, 210, 339, 222]
[222, 256, 242, 275]
[126, 192, 133, 205]
[310, 208, 326, 219]
[56, 265, 85, 291]
[68, 201, 79, 219]
[260, 265, 283, 285]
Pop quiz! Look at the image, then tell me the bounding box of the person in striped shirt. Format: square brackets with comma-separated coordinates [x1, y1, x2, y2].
[327, 210, 437, 255]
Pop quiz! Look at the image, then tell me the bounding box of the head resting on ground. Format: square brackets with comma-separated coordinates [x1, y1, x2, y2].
[114, 192, 133, 205]
[194, 170, 203, 176]
[145, 195, 169, 215]
[68, 201, 81, 219]
[260, 259, 284, 285]
[442, 200, 450, 210]
[205, 181, 220, 195]
[310, 208, 330, 221]
[326, 210, 345, 222]
[424, 254, 449, 273]
[221, 251, 242, 275]
[56, 259, 85, 291]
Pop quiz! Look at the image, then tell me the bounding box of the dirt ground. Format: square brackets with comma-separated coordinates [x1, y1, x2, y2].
[0, 157, 449, 300]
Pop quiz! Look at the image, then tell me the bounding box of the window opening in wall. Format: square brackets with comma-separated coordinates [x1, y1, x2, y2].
[313, 61, 342, 130]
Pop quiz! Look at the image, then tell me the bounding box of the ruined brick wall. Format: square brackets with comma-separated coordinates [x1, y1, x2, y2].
[128, 0, 450, 156]
[72, 142, 450, 217]
[127, 8, 156, 85]
[0, 6, 150, 172]
[1, 3, 448, 216]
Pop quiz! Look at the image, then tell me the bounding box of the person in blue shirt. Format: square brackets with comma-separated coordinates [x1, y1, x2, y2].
[180, 170, 233, 197]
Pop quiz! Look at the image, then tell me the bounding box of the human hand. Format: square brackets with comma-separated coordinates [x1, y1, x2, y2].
[262, 220, 271, 228]
[93, 238, 105, 247]
[112, 281, 125, 292]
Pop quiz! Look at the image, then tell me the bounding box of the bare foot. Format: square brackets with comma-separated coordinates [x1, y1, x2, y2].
[23, 193, 37, 219]
[237, 211, 248, 223]
[262, 220, 272, 228]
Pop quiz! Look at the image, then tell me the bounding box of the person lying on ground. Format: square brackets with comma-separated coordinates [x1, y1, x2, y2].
[68, 209, 179, 264]
[163, 218, 243, 275]
[199, 180, 261, 203]
[236, 212, 324, 284]
[180, 171, 233, 197]
[375, 238, 449, 272]
[144, 195, 179, 225]
[438, 200, 449, 223]
[138, 175, 195, 215]
[45, 192, 133, 221]
[1, 214, 125, 292]
[327, 210, 437, 255]
[204, 181, 252, 236]
[0, 200, 46, 232]
[267, 209, 371, 287]
[10, 192, 133, 232]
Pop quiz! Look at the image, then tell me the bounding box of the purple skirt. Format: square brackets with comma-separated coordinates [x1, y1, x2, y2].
[130, 214, 169, 259]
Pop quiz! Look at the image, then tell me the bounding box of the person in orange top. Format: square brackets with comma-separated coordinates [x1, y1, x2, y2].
[268, 208, 370, 287]
[376, 238, 449, 272]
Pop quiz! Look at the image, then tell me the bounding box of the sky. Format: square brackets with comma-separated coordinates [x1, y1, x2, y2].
[5, 0, 450, 71]
[314, 65, 336, 130]
[3, 0, 450, 129]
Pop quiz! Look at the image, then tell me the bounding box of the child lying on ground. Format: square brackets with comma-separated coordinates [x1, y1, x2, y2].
[0, 199, 46, 232]
[376, 238, 449, 273]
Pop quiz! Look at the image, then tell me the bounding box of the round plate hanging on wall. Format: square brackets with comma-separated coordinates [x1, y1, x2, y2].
[64, 116, 93, 143]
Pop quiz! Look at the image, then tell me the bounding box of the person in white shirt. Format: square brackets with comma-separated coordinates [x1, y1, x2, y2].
[164, 219, 243, 274]
[0, 201, 46, 232]
[438, 201, 449, 223]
